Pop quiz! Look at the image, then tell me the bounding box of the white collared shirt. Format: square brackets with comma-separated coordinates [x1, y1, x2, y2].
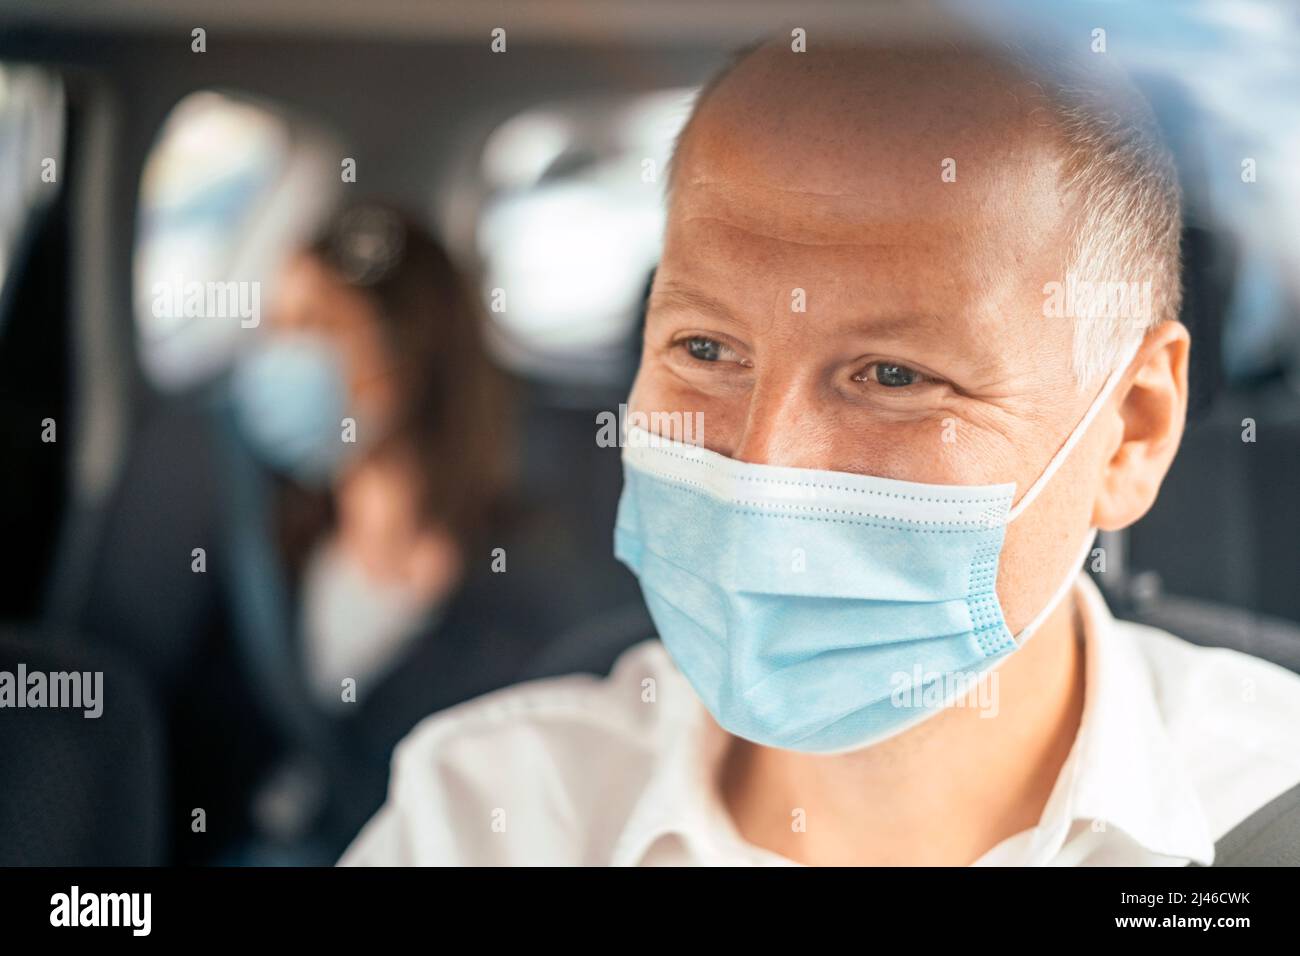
[340, 575, 1300, 866]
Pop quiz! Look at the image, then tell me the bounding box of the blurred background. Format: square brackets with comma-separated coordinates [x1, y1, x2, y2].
[0, 0, 1297, 865]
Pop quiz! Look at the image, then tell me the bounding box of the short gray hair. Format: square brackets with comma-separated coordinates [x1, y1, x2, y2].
[1026, 48, 1183, 388]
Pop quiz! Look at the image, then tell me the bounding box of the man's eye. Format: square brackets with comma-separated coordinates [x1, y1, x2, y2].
[677, 335, 748, 366]
[854, 362, 926, 388]
[684, 336, 722, 361]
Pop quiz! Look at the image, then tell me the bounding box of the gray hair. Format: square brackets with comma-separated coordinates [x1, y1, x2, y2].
[1028, 49, 1183, 388]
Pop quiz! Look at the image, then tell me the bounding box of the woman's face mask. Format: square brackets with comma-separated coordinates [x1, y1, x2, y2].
[230, 254, 400, 485]
[230, 332, 369, 485]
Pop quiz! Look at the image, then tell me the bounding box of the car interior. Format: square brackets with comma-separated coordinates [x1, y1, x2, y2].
[1, 0, 1297, 867]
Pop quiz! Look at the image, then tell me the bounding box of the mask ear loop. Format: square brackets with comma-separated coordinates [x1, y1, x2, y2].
[1005, 339, 1141, 523]
[1013, 526, 1099, 644]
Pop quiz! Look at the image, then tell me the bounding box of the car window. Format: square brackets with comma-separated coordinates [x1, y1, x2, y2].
[134, 90, 339, 390]
[467, 89, 694, 386]
[0, 63, 63, 328]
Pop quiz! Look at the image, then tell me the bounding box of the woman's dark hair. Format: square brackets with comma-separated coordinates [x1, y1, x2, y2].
[278, 201, 514, 572]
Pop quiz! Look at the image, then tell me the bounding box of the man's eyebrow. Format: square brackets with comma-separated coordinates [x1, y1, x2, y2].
[647, 283, 739, 324]
[851, 311, 955, 340]
[650, 281, 956, 342]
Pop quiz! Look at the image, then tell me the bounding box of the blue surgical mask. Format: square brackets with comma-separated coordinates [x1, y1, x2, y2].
[229, 334, 356, 485]
[614, 347, 1135, 754]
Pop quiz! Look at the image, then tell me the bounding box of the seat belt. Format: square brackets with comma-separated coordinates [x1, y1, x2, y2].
[1193, 782, 1300, 866]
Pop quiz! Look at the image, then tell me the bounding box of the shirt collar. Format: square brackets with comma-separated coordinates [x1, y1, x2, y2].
[1037, 573, 1215, 865]
[610, 668, 777, 866]
[612, 574, 1216, 866]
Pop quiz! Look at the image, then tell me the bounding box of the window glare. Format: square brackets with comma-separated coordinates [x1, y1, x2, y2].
[474, 89, 694, 385]
[134, 92, 301, 389]
[0, 64, 63, 310]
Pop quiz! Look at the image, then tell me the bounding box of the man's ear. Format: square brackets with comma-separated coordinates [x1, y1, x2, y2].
[1092, 321, 1191, 531]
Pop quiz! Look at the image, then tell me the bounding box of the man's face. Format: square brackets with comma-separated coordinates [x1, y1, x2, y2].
[629, 47, 1118, 632]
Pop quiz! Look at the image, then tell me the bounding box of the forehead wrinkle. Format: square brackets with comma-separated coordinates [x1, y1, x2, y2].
[670, 50, 1074, 254]
[683, 175, 860, 200]
[681, 212, 925, 251]
[669, 158, 1027, 249]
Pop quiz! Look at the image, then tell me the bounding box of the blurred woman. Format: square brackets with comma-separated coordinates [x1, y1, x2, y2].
[222, 203, 552, 858]
[233, 204, 510, 702]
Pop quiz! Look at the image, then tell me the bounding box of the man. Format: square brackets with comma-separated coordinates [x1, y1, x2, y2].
[341, 39, 1300, 866]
